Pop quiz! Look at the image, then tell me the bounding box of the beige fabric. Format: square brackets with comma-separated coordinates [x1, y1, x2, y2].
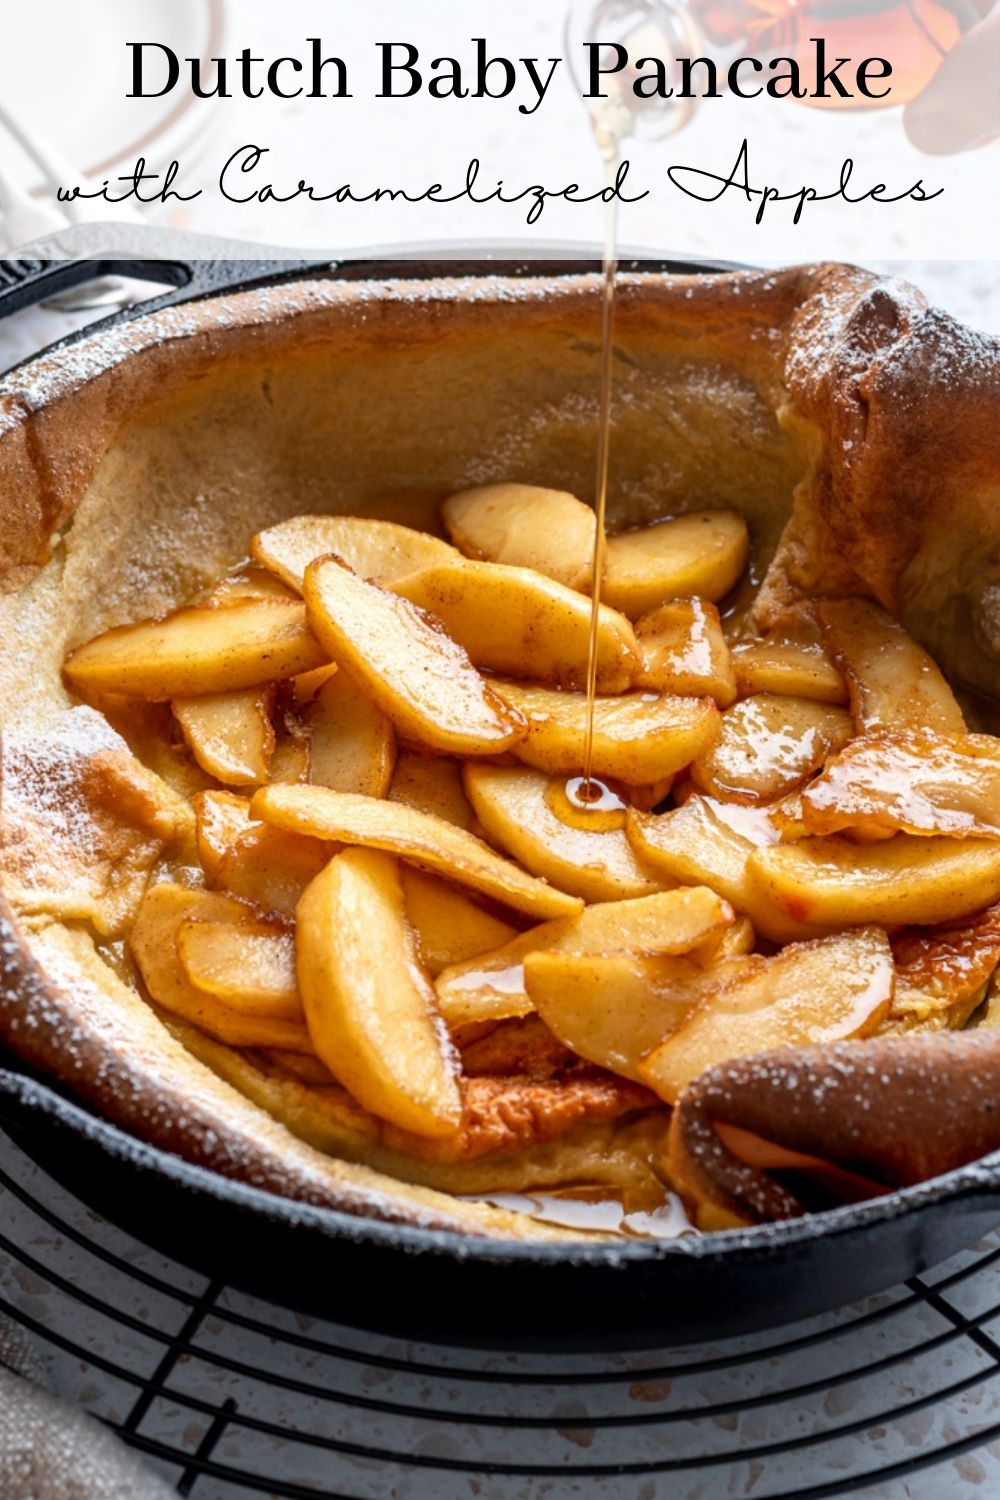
[0, 1318, 173, 1500]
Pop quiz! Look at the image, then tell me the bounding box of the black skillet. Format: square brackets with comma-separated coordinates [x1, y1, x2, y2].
[1, 248, 999, 1352]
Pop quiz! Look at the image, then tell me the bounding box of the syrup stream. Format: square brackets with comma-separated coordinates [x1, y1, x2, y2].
[579, 109, 625, 804]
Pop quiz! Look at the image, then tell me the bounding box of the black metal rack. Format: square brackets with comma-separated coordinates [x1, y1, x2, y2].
[1, 1130, 999, 1499]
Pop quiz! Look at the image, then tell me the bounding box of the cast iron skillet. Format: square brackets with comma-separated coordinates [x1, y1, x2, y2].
[2, 248, 1000, 1352]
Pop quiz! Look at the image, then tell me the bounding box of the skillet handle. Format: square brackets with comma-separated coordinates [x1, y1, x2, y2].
[0, 255, 200, 323]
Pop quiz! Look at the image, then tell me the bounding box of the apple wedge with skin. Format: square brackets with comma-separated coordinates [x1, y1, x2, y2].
[177, 918, 301, 1021]
[602, 511, 749, 620]
[303, 557, 525, 757]
[441, 483, 597, 591]
[394, 560, 639, 692]
[746, 834, 1000, 929]
[252, 784, 582, 920]
[435, 886, 733, 1028]
[296, 848, 463, 1137]
[252, 514, 458, 591]
[634, 598, 737, 706]
[639, 927, 894, 1104]
[173, 687, 276, 787]
[798, 731, 1000, 840]
[690, 694, 853, 805]
[129, 883, 312, 1052]
[305, 672, 396, 798]
[489, 679, 721, 785]
[818, 598, 966, 736]
[463, 764, 666, 903]
[64, 599, 328, 699]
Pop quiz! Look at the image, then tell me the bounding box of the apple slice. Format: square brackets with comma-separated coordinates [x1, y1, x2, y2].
[463, 764, 665, 903]
[252, 783, 582, 919]
[602, 511, 749, 619]
[627, 795, 829, 943]
[489, 680, 720, 785]
[441, 483, 597, 591]
[290, 661, 340, 707]
[173, 687, 276, 786]
[306, 673, 396, 798]
[525, 950, 712, 1082]
[389, 752, 477, 831]
[177, 918, 301, 1021]
[799, 731, 1000, 840]
[691, 694, 853, 805]
[251, 514, 458, 591]
[296, 848, 463, 1136]
[129, 882, 312, 1051]
[818, 599, 966, 736]
[435, 886, 733, 1027]
[195, 790, 335, 918]
[401, 867, 520, 977]
[747, 834, 1000, 929]
[395, 560, 639, 692]
[209, 567, 298, 605]
[640, 927, 894, 1103]
[634, 598, 737, 706]
[303, 557, 525, 756]
[732, 635, 847, 705]
[64, 599, 327, 699]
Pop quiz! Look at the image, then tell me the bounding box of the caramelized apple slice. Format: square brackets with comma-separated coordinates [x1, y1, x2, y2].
[252, 514, 458, 591]
[603, 511, 749, 620]
[395, 561, 639, 692]
[441, 483, 597, 591]
[209, 567, 298, 605]
[747, 835, 1000, 929]
[177, 918, 301, 1021]
[691, 694, 853, 805]
[634, 598, 737, 706]
[627, 796, 828, 943]
[401, 867, 520, 977]
[306, 673, 396, 798]
[195, 790, 334, 918]
[173, 688, 276, 786]
[296, 848, 463, 1136]
[64, 599, 327, 699]
[489, 680, 720, 785]
[129, 883, 312, 1051]
[525, 950, 712, 1082]
[435, 886, 733, 1027]
[267, 719, 312, 784]
[303, 557, 524, 756]
[640, 927, 894, 1103]
[818, 599, 966, 736]
[290, 661, 339, 707]
[389, 752, 477, 831]
[463, 764, 664, 903]
[732, 635, 847, 705]
[252, 783, 582, 919]
[799, 731, 1000, 840]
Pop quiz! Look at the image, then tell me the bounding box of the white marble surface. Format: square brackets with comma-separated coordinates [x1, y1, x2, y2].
[3, 1127, 1000, 1500]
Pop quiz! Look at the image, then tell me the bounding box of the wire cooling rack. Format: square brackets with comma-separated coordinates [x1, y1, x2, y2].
[2, 1133, 1000, 1498]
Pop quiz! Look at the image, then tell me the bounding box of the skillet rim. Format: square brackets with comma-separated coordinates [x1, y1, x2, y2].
[2, 248, 1000, 1268]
